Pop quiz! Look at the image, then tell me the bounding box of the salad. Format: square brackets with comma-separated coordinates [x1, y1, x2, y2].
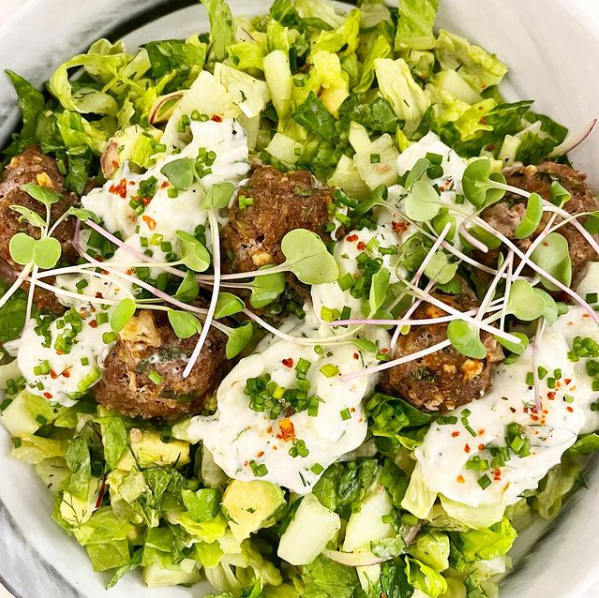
[0, 0, 598, 596]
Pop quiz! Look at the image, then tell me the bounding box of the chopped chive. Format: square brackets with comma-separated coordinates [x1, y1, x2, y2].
[249, 460, 268, 477]
[102, 331, 118, 344]
[148, 370, 163, 385]
[340, 408, 351, 420]
[311, 463, 324, 475]
[320, 364, 339, 378]
[477, 474, 492, 490]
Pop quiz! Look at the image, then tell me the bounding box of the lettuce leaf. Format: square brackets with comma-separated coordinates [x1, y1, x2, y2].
[144, 37, 207, 79]
[395, 0, 439, 52]
[405, 556, 448, 598]
[451, 517, 517, 563]
[302, 555, 359, 598]
[434, 30, 508, 93]
[201, 0, 236, 63]
[0, 279, 28, 345]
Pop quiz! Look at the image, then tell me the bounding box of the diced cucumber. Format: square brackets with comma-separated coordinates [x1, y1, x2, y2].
[59, 477, 102, 525]
[343, 484, 394, 552]
[200, 446, 228, 488]
[278, 494, 341, 565]
[266, 133, 304, 164]
[35, 457, 69, 494]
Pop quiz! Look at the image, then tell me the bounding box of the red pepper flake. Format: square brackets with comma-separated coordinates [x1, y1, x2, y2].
[567, 406, 574, 413]
[357, 241, 366, 250]
[50, 370, 58, 380]
[530, 414, 539, 422]
[282, 358, 294, 368]
[257, 451, 265, 458]
[243, 460, 249, 467]
[43, 392, 53, 399]
[211, 114, 223, 122]
[89, 320, 98, 329]
[353, 353, 359, 360]
[392, 221, 409, 233]
[56, 349, 65, 356]
[380, 348, 389, 354]
[95, 292, 104, 299]
[451, 431, 460, 438]
[350, 407, 356, 413]
[478, 444, 485, 451]
[62, 369, 71, 379]
[109, 178, 128, 198]
[478, 429, 485, 436]
[345, 234, 358, 242]
[278, 418, 295, 442]
[266, 426, 273, 434]
[161, 181, 170, 189]
[464, 444, 471, 453]
[456, 475, 465, 483]
[564, 378, 572, 385]
[547, 391, 556, 400]
[272, 445, 278, 450]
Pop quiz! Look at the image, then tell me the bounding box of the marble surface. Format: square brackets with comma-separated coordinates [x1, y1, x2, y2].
[1, 1, 599, 597]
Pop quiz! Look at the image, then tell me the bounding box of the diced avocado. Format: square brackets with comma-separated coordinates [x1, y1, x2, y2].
[222, 480, 285, 541]
[0, 391, 58, 436]
[107, 467, 148, 504]
[59, 477, 102, 525]
[343, 484, 395, 552]
[142, 558, 201, 588]
[130, 429, 190, 468]
[12, 435, 68, 464]
[35, 457, 70, 494]
[278, 494, 341, 566]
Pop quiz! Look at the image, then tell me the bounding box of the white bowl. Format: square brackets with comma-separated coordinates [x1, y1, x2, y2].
[0, 1, 598, 597]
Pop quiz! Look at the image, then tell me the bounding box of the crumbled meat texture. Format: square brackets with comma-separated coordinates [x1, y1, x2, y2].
[0, 146, 80, 313]
[94, 311, 231, 420]
[221, 166, 333, 272]
[379, 290, 504, 411]
[480, 162, 599, 274]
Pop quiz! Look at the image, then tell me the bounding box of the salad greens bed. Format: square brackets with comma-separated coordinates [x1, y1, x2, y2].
[0, 0, 597, 597]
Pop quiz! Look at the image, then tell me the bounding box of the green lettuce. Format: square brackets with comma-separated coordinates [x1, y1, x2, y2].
[434, 30, 508, 93]
[451, 517, 517, 566]
[144, 36, 207, 78]
[201, 0, 236, 63]
[395, 0, 439, 52]
[0, 279, 28, 345]
[405, 556, 448, 598]
[301, 555, 359, 598]
[532, 456, 583, 519]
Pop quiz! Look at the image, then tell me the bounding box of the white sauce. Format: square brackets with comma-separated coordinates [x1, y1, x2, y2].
[185, 310, 381, 493]
[415, 267, 599, 508]
[18, 312, 114, 407]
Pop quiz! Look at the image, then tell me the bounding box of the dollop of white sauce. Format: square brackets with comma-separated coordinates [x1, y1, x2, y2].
[415, 268, 599, 508]
[184, 310, 381, 493]
[18, 311, 114, 407]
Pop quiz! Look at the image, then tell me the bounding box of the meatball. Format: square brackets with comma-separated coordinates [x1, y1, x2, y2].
[379, 289, 504, 411]
[221, 166, 333, 272]
[94, 311, 230, 420]
[481, 163, 599, 273]
[0, 146, 80, 312]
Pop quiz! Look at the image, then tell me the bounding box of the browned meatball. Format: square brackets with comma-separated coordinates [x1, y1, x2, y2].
[221, 166, 333, 272]
[481, 163, 599, 273]
[0, 146, 80, 313]
[94, 311, 231, 420]
[379, 290, 504, 411]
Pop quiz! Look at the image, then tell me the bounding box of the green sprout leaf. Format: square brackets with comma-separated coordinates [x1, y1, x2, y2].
[161, 158, 196, 191]
[404, 180, 441, 222]
[110, 298, 136, 333]
[369, 267, 390, 315]
[530, 232, 572, 292]
[203, 182, 235, 210]
[9, 233, 62, 269]
[404, 158, 430, 190]
[66, 207, 101, 223]
[174, 270, 199, 303]
[9, 232, 36, 265]
[461, 159, 507, 208]
[223, 321, 253, 359]
[9, 205, 46, 229]
[506, 280, 546, 321]
[279, 229, 339, 284]
[167, 309, 203, 339]
[214, 293, 245, 319]
[514, 193, 543, 239]
[176, 230, 211, 272]
[550, 181, 571, 207]
[21, 183, 62, 207]
[533, 288, 559, 325]
[447, 320, 487, 359]
[495, 331, 528, 355]
[424, 251, 458, 285]
[250, 270, 286, 309]
[352, 338, 378, 353]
